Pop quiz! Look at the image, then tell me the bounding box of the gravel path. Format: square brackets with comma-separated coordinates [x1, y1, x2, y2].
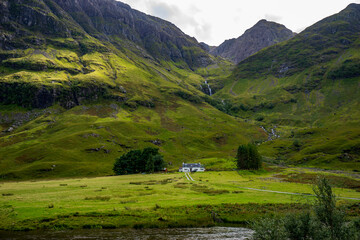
[185, 172, 195, 181]
[238, 187, 360, 201]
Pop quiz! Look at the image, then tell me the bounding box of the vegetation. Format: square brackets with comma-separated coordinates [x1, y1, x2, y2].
[113, 147, 165, 175]
[0, 100, 264, 180]
[252, 177, 360, 240]
[0, 0, 359, 235]
[0, 169, 359, 231]
[236, 143, 262, 170]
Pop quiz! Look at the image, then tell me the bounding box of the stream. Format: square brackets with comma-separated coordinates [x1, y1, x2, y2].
[0, 227, 253, 240]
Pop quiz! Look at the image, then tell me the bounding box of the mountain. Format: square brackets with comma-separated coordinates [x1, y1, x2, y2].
[210, 20, 295, 63]
[1, 1, 359, 180]
[0, 0, 212, 67]
[0, 0, 220, 109]
[0, 0, 264, 180]
[216, 4, 360, 170]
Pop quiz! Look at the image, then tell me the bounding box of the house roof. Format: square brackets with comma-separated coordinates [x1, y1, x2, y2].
[182, 163, 204, 168]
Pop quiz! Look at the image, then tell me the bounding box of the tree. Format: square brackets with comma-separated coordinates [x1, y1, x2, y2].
[113, 150, 141, 175]
[236, 143, 262, 170]
[153, 154, 165, 172]
[252, 177, 360, 240]
[113, 147, 166, 175]
[311, 177, 354, 240]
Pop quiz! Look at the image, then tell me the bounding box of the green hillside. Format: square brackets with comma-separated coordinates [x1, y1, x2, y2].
[0, 0, 265, 180]
[0, 40, 262, 180]
[1, 1, 360, 180]
[215, 4, 360, 171]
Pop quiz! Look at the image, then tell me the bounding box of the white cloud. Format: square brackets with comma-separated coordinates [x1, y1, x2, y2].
[119, 0, 359, 46]
[264, 14, 282, 22]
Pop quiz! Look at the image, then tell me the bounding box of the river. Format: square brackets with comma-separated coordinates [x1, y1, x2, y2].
[0, 227, 253, 240]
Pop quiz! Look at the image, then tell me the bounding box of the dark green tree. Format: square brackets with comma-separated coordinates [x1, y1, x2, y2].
[113, 147, 165, 175]
[236, 144, 249, 169]
[153, 154, 165, 172]
[145, 156, 155, 173]
[113, 149, 141, 175]
[236, 143, 262, 170]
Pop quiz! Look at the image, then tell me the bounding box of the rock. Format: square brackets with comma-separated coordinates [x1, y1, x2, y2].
[211, 20, 295, 63]
[118, 86, 127, 94]
[85, 146, 105, 152]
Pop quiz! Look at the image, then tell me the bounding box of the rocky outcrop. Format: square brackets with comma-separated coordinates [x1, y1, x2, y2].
[0, 82, 120, 109]
[211, 20, 295, 63]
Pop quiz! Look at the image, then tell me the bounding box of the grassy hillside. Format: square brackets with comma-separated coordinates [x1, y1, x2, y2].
[0, 96, 265, 180]
[0, 26, 256, 180]
[214, 4, 360, 171]
[0, 0, 258, 180]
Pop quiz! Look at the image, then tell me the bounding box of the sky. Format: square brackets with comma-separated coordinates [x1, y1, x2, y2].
[119, 0, 360, 46]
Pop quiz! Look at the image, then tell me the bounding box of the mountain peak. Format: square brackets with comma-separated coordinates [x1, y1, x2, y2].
[210, 19, 295, 63]
[255, 19, 271, 25]
[346, 3, 360, 10]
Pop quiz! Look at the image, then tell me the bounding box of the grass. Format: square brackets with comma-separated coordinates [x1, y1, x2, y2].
[0, 169, 359, 230]
[0, 100, 264, 180]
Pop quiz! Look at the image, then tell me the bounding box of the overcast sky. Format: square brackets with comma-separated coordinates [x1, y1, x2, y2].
[119, 0, 360, 46]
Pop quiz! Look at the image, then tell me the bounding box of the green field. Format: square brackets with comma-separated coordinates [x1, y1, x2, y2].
[1, 168, 359, 230]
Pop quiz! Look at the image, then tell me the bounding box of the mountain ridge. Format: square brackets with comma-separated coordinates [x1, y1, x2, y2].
[0, 0, 213, 68]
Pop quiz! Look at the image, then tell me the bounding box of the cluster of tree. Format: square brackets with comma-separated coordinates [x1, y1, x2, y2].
[113, 147, 165, 175]
[252, 177, 360, 240]
[236, 143, 262, 170]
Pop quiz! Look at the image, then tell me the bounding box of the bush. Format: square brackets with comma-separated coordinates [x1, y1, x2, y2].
[252, 218, 288, 240]
[251, 177, 360, 240]
[255, 116, 264, 122]
[113, 147, 165, 175]
[236, 143, 262, 170]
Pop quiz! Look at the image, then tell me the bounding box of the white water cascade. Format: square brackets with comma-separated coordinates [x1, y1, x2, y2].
[204, 80, 212, 96]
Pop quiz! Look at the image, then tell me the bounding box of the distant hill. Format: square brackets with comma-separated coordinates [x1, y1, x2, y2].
[210, 20, 295, 63]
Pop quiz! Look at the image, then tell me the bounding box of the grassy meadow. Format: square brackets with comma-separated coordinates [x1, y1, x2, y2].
[1, 168, 359, 230]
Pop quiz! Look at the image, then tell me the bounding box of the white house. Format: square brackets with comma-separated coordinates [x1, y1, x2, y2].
[179, 163, 205, 172]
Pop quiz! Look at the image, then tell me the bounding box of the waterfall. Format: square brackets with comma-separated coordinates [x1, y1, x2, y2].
[204, 81, 212, 96]
[260, 126, 279, 141]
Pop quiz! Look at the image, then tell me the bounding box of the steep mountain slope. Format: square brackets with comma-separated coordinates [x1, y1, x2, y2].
[210, 20, 295, 63]
[0, 0, 266, 180]
[216, 4, 360, 170]
[0, 0, 212, 67]
[0, 0, 217, 108]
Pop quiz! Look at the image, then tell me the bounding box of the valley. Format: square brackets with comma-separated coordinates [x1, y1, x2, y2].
[0, 0, 359, 236]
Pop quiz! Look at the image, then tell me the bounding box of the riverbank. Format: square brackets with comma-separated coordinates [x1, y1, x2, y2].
[1, 169, 359, 231]
[1, 227, 254, 239]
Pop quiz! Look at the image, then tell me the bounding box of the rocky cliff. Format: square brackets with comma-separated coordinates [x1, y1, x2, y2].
[0, 0, 212, 68]
[210, 20, 295, 63]
[0, 0, 216, 109]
